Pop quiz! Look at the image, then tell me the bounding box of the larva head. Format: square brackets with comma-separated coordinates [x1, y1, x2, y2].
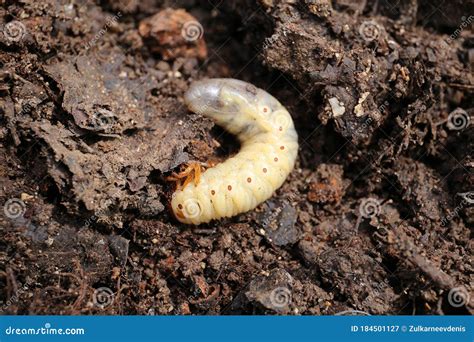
[171, 192, 205, 225]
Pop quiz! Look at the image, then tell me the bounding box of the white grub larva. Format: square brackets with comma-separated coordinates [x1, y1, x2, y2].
[171, 78, 298, 225]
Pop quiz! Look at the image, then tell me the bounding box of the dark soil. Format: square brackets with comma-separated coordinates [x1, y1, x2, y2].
[0, 0, 473, 315]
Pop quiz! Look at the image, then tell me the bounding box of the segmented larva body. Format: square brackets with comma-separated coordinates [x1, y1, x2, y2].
[171, 78, 298, 225]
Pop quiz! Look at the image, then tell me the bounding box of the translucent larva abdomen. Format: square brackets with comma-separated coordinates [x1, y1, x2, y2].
[171, 78, 298, 225]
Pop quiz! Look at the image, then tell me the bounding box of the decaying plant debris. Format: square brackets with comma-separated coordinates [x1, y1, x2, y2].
[0, 0, 472, 315]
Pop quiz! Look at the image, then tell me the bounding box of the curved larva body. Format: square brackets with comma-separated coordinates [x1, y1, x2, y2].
[171, 78, 298, 225]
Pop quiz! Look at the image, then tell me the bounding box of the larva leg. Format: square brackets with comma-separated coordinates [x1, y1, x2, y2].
[167, 160, 220, 190]
[166, 162, 202, 190]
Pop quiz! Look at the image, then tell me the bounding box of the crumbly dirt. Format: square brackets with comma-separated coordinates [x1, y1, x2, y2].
[0, 0, 473, 315]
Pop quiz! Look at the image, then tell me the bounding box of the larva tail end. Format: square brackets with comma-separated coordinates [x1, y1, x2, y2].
[184, 78, 258, 116]
[184, 79, 221, 116]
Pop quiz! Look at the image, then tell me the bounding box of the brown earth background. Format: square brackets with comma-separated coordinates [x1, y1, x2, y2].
[0, 0, 473, 315]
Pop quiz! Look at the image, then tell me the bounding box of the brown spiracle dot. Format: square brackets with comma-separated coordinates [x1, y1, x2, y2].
[211, 190, 215, 195]
[280, 146, 285, 150]
[227, 185, 232, 191]
[263, 168, 267, 173]
[263, 107, 268, 113]
[274, 157, 278, 162]
[279, 126, 283, 131]
[178, 204, 183, 209]
[247, 177, 252, 183]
